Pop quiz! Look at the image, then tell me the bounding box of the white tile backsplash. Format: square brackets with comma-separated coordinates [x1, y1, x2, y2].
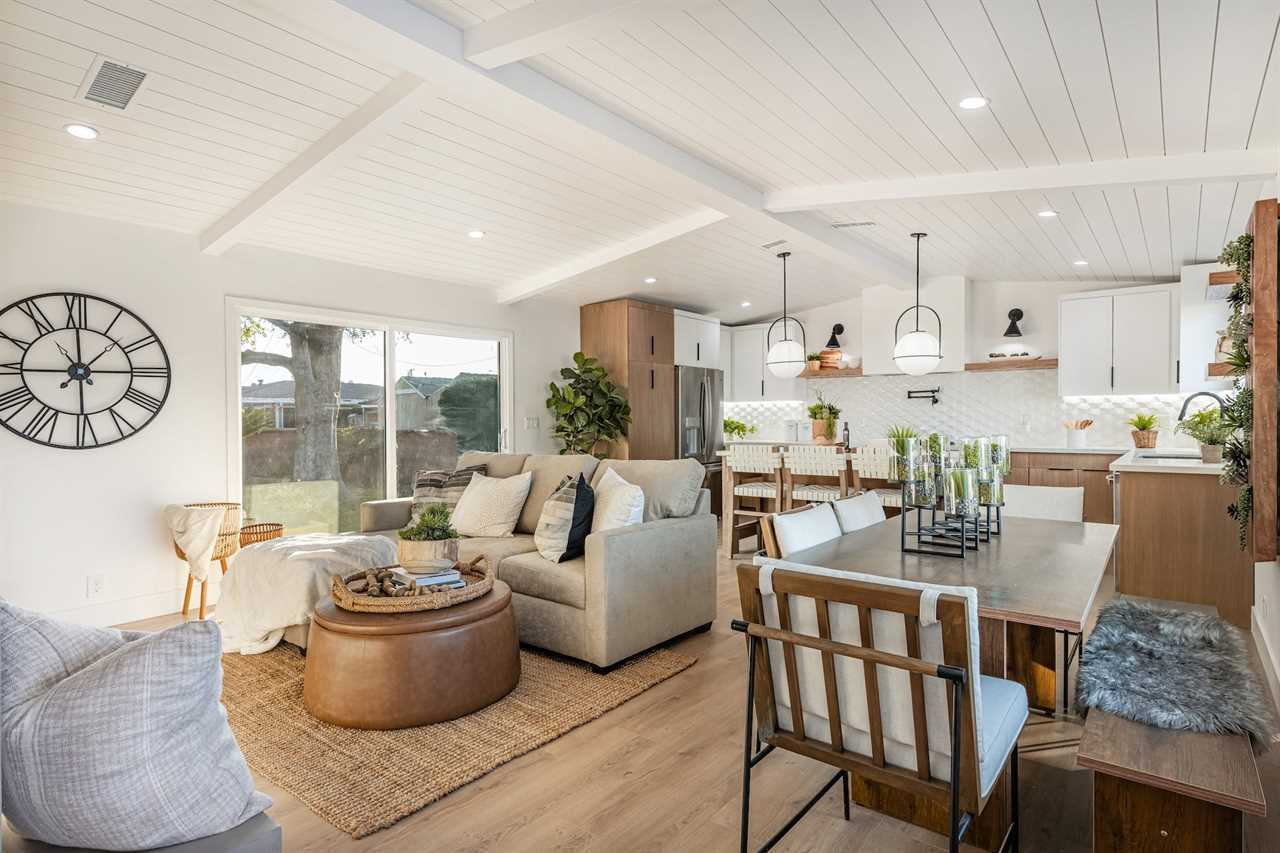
[723, 369, 1203, 450]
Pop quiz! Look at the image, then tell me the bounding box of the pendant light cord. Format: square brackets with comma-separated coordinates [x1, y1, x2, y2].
[778, 251, 791, 341]
[914, 233, 921, 333]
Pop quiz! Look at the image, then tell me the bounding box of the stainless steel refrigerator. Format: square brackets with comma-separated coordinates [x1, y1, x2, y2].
[675, 366, 724, 469]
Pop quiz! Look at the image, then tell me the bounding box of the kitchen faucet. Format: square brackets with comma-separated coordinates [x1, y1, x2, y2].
[1177, 391, 1226, 420]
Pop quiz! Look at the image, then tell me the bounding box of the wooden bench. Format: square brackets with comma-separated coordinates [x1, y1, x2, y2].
[1077, 711, 1265, 852]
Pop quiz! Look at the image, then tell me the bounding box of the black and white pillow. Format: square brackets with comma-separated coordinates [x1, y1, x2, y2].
[534, 473, 595, 563]
[411, 464, 485, 522]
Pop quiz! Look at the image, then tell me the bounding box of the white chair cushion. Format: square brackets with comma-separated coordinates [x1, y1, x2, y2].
[832, 492, 887, 532]
[977, 675, 1029, 798]
[771, 504, 841, 557]
[1003, 484, 1084, 522]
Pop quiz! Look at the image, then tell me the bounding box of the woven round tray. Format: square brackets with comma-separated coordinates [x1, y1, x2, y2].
[331, 557, 492, 613]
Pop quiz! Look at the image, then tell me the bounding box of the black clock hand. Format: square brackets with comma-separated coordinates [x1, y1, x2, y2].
[56, 342, 74, 364]
[86, 340, 116, 368]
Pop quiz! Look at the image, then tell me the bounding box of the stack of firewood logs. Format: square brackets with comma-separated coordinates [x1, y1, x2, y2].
[344, 568, 420, 598]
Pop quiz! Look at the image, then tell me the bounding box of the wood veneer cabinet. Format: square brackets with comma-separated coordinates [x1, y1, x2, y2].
[580, 298, 676, 459]
[1007, 452, 1121, 523]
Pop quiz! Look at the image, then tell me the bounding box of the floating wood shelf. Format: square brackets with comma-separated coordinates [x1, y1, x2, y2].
[1206, 362, 1236, 378]
[799, 365, 863, 378]
[963, 358, 1059, 372]
[1209, 270, 1242, 286]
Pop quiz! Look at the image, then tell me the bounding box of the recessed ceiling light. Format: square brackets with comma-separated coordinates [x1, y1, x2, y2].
[957, 96, 988, 110]
[1073, 259, 1089, 266]
[467, 229, 485, 239]
[1036, 209, 1059, 218]
[741, 301, 752, 308]
[64, 123, 98, 140]
[643, 277, 657, 284]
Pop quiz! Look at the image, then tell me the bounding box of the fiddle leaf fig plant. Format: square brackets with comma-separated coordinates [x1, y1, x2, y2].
[546, 352, 632, 456]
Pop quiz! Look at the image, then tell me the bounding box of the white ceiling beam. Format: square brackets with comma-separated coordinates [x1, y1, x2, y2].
[465, 0, 691, 69]
[199, 72, 431, 255]
[249, 0, 912, 288]
[496, 208, 727, 304]
[765, 149, 1279, 213]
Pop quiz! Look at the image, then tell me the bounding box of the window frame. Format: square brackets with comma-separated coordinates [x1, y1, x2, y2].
[224, 296, 514, 510]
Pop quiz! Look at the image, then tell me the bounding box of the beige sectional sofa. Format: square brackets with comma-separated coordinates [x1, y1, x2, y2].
[360, 451, 718, 670]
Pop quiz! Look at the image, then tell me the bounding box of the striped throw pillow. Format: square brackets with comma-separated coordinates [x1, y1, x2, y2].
[534, 473, 595, 563]
[411, 464, 484, 523]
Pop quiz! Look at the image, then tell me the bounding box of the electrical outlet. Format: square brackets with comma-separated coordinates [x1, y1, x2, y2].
[524, 416, 539, 430]
[86, 574, 105, 599]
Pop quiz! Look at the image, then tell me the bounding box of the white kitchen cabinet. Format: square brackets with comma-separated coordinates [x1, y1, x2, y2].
[720, 325, 733, 394]
[726, 324, 799, 400]
[674, 311, 721, 369]
[1058, 285, 1179, 396]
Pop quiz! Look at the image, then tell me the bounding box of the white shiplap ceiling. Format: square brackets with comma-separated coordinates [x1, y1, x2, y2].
[1, 0, 1277, 321]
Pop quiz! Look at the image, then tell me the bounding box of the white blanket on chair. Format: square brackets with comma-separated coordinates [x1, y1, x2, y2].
[163, 504, 227, 582]
[217, 533, 397, 655]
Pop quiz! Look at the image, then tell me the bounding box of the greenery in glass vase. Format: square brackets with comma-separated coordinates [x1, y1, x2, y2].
[927, 432, 945, 463]
[886, 424, 917, 481]
[723, 418, 756, 440]
[399, 503, 458, 541]
[546, 352, 632, 455]
[1175, 409, 1233, 447]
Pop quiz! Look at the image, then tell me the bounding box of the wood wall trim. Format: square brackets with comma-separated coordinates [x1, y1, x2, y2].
[1249, 198, 1277, 562]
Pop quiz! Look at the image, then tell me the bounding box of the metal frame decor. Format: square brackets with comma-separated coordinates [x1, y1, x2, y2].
[0, 292, 171, 449]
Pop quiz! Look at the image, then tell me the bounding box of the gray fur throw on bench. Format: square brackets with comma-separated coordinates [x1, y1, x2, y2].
[1076, 598, 1276, 745]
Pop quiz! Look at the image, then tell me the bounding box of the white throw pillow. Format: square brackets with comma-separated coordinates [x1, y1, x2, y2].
[0, 601, 270, 851]
[592, 467, 645, 531]
[450, 471, 533, 538]
[832, 492, 886, 533]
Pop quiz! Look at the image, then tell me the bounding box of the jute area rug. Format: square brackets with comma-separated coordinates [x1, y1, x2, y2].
[220, 645, 695, 838]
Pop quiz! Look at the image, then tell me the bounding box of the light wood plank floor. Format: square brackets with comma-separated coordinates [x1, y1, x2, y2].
[127, 550, 1280, 853]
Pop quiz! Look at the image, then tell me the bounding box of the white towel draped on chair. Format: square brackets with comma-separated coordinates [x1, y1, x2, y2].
[163, 504, 226, 583]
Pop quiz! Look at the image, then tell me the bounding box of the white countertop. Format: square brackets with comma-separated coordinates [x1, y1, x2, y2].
[1012, 446, 1129, 454]
[1109, 448, 1224, 475]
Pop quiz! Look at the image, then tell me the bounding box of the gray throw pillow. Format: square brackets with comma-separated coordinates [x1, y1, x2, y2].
[0, 600, 270, 851]
[410, 464, 484, 523]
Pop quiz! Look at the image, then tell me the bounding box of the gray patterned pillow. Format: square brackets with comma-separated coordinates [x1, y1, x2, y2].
[0, 600, 270, 851]
[410, 464, 485, 523]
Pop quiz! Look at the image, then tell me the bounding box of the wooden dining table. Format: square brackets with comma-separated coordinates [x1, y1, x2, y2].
[762, 514, 1119, 714]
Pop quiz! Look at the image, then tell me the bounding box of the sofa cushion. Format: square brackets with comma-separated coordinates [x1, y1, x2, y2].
[592, 467, 645, 531]
[457, 534, 538, 574]
[410, 465, 483, 523]
[535, 474, 595, 563]
[516, 454, 601, 534]
[458, 451, 528, 479]
[0, 600, 270, 851]
[451, 471, 533, 538]
[498, 551, 586, 609]
[591, 458, 705, 521]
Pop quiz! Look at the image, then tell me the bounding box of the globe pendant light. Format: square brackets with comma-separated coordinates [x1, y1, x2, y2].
[893, 232, 942, 376]
[766, 251, 806, 378]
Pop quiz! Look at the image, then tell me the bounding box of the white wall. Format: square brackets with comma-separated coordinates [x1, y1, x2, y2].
[0, 204, 579, 626]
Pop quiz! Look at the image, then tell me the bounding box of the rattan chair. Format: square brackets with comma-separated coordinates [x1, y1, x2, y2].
[172, 501, 241, 620]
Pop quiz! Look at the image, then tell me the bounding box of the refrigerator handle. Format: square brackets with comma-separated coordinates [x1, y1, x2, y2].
[698, 379, 707, 460]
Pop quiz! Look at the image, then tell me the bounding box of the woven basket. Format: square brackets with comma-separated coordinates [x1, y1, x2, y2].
[173, 502, 242, 562]
[240, 522, 284, 547]
[331, 557, 492, 613]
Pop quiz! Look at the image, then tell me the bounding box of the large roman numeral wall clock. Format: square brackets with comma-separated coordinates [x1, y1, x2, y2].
[0, 292, 171, 449]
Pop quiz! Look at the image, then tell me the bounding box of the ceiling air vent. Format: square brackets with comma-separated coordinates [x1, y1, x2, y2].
[760, 239, 787, 250]
[76, 57, 148, 111]
[831, 221, 876, 229]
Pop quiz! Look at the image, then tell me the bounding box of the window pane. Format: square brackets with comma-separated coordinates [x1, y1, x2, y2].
[394, 332, 500, 497]
[240, 316, 385, 532]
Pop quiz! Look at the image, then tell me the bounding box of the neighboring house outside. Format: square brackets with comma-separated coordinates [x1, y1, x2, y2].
[241, 379, 384, 428]
[395, 374, 450, 431]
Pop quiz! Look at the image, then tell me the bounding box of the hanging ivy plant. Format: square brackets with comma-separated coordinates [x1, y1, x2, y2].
[1218, 232, 1254, 548]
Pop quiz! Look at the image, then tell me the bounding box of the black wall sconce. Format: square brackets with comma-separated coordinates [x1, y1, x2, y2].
[826, 323, 844, 348]
[1004, 308, 1024, 337]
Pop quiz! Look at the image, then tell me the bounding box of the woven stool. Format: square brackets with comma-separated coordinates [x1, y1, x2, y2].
[173, 501, 241, 620]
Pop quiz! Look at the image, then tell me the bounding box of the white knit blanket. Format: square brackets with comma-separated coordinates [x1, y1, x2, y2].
[163, 504, 227, 582]
[217, 533, 397, 655]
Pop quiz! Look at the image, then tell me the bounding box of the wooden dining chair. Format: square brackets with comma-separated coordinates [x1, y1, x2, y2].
[783, 445, 857, 508]
[1002, 484, 1084, 522]
[725, 445, 786, 556]
[734, 562, 1026, 853]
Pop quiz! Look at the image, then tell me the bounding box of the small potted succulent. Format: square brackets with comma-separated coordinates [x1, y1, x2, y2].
[398, 502, 459, 568]
[723, 417, 757, 441]
[1175, 409, 1232, 463]
[807, 391, 841, 445]
[1127, 413, 1159, 449]
[806, 352, 822, 372]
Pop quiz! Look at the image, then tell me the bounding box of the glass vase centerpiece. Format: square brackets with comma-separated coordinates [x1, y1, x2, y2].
[900, 438, 937, 508]
[944, 467, 980, 519]
[886, 425, 918, 483]
[990, 434, 1011, 476]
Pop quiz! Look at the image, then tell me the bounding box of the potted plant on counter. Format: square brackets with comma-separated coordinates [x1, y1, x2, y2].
[1175, 409, 1232, 463]
[398, 503, 459, 568]
[1127, 413, 1160, 449]
[806, 352, 822, 372]
[723, 417, 757, 442]
[807, 391, 841, 445]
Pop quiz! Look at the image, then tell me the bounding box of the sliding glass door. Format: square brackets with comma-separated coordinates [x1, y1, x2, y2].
[234, 303, 509, 533]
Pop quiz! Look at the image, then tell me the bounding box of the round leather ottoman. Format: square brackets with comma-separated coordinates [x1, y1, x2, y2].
[303, 580, 520, 730]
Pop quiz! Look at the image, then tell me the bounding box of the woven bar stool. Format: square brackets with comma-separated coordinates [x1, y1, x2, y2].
[724, 445, 785, 556]
[784, 445, 856, 508]
[172, 501, 242, 620]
